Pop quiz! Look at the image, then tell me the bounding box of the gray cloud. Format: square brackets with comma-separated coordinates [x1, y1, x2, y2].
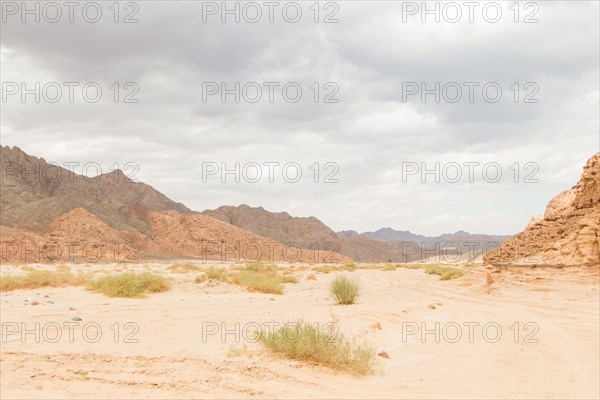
[1, 0, 598, 235]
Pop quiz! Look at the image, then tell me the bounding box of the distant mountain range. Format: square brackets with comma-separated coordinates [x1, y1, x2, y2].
[362, 227, 511, 247]
[203, 205, 512, 262]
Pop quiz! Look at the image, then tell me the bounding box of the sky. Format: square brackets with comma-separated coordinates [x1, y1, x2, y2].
[1, 1, 598, 236]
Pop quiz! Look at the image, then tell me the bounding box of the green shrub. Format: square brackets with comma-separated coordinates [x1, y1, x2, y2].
[330, 275, 360, 305]
[258, 319, 376, 375]
[87, 272, 170, 298]
[424, 265, 466, 280]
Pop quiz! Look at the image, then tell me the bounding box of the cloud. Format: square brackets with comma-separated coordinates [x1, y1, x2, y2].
[1, 1, 598, 235]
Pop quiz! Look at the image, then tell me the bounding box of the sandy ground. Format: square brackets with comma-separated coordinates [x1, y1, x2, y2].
[1, 262, 598, 399]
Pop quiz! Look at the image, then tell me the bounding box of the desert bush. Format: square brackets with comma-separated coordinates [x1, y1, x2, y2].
[330, 275, 360, 305]
[231, 270, 284, 294]
[0, 270, 90, 292]
[306, 273, 317, 281]
[88, 272, 170, 298]
[195, 267, 229, 283]
[195, 263, 296, 294]
[425, 265, 466, 280]
[258, 319, 376, 375]
[168, 262, 201, 273]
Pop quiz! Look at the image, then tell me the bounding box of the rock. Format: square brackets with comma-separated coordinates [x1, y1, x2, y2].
[377, 351, 390, 359]
[371, 322, 382, 330]
[69, 307, 76, 310]
[71, 316, 82, 321]
[484, 153, 600, 267]
[47, 301, 54, 304]
[31, 301, 39, 306]
[428, 304, 436, 310]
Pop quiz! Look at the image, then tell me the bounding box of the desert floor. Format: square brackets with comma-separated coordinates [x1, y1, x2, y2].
[1, 262, 599, 399]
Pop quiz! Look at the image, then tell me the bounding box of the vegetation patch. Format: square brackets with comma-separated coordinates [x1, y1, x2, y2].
[0, 270, 90, 292]
[195, 262, 298, 294]
[88, 272, 170, 298]
[424, 265, 466, 280]
[330, 275, 360, 305]
[258, 319, 376, 375]
[168, 262, 201, 274]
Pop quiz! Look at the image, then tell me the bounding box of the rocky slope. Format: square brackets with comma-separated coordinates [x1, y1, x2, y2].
[484, 152, 599, 266]
[0, 145, 191, 235]
[203, 205, 422, 262]
[0, 146, 348, 264]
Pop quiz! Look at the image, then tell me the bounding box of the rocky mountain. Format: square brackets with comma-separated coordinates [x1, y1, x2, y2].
[362, 227, 510, 247]
[0, 145, 191, 235]
[203, 205, 423, 262]
[0, 146, 348, 264]
[484, 152, 599, 266]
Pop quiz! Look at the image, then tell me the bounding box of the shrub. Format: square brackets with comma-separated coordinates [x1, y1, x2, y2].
[231, 270, 284, 294]
[425, 265, 466, 280]
[195, 263, 297, 294]
[87, 272, 170, 298]
[0, 270, 89, 292]
[258, 319, 376, 375]
[197, 267, 229, 283]
[330, 275, 360, 305]
[168, 262, 201, 273]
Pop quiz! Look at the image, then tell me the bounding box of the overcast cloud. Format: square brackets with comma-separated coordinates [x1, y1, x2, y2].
[1, 0, 598, 236]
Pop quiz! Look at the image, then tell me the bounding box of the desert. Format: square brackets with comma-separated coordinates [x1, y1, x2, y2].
[2, 2, 599, 399]
[1, 261, 598, 399]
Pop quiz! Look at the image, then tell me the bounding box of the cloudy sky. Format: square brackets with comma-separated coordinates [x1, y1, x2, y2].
[1, 1, 598, 236]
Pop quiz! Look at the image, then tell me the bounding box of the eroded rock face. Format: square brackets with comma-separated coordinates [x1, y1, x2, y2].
[484, 153, 599, 266]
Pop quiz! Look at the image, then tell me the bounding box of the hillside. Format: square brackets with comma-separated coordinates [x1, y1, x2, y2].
[0, 146, 348, 264]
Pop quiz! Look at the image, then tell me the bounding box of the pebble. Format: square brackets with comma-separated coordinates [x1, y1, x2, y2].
[71, 316, 82, 321]
[69, 307, 76, 311]
[377, 351, 390, 359]
[31, 301, 39, 306]
[47, 301, 54, 304]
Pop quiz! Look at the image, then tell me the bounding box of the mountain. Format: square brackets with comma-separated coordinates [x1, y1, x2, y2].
[362, 227, 511, 247]
[484, 152, 599, 266]
[203, 205, 421, 262]
[0, 146, 349, 264]
[362, 228, 429, 243]
[0, 145, 191, 235]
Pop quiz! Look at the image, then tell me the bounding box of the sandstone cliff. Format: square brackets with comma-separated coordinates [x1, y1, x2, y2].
[484, 153, 599, 266]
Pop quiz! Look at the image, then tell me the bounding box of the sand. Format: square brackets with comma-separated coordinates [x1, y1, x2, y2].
[1, 262, 598, 399]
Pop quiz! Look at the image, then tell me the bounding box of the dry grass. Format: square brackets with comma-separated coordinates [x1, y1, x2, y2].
[87, 272, 170, 298]
[330, 275, 360, 305]
[168, 262, 201, 274]
[424, 265, 466, 280]
[195, 263, 298, 294]
[195, 267, 229, 283]
[306, 273, 317, 281]
[0, 270, 90, 292]
[258, 320, 376, 375]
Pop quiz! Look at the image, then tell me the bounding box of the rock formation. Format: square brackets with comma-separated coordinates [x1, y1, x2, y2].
[484, 153, 599, 266]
